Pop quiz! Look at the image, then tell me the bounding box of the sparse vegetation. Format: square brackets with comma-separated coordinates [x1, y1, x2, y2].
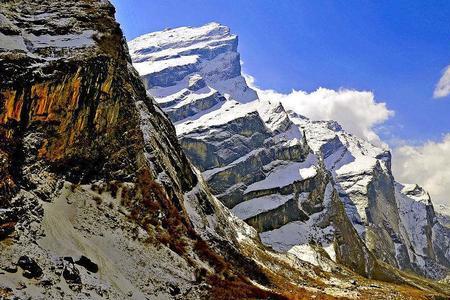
[113, 166, 382, 299]
[194, 239, 226, 274]
[117, 167, 290, 298]
[0, 287, 12, 299]
[120, 185, 137, 207]
[123, 167, 190, 255]
[91, 182, 106, 194]
[91, 181, 123, 199]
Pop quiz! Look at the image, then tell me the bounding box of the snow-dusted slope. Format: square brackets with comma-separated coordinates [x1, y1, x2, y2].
[435, 204, 450, 228]
[129, 23, 450, 280]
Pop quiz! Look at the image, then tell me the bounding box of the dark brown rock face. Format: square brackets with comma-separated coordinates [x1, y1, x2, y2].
[1, 1, 139, 199]
[0, 0, 196, 215]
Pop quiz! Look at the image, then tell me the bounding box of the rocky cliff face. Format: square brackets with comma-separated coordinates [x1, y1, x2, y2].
[129, 22, 450, 282]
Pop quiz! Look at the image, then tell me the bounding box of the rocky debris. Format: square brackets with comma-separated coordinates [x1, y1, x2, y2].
[40, 277, 53, 288]
[17, 256, 43, 279]
[1, 193, 44, 243]
[1, 263, 17, 273]
[16, 282, 26, 290]
[62, 258, 81, 284]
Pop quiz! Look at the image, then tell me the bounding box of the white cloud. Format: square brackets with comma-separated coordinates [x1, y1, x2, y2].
[392, 134, 450, 210]
[244, 74, 394, 147]
[433, 65, 450, 98]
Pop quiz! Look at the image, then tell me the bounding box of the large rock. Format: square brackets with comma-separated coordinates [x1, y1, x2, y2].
[17, 256, 43, 279]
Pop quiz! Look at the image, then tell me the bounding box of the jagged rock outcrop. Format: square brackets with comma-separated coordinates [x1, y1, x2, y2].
[129, 22, 450, 284]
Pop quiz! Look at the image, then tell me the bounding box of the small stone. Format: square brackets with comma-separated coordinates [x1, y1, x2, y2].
[168, 284, 180, 296]
[68, 283, 82, 292]
[16, 281, 27, 290]
[3, 264, 17, 273]
[40, 277, 53, 287]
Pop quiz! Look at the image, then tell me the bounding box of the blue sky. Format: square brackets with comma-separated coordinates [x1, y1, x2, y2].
[112, 0, 450, 145]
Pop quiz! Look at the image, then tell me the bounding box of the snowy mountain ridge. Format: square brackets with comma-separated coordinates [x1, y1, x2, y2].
[130, 22, 450, 280]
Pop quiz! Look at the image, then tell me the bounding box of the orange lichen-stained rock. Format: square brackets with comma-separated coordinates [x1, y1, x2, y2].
[30, 77, 80, 122]
[0, 90, 24, 124]
[0, 54, 144, 179]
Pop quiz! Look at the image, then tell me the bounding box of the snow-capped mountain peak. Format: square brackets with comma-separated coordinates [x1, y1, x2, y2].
[129, 22, 257, 104]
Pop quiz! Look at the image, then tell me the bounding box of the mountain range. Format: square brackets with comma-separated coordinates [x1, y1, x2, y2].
[0, 1, 448, 299]
[128, 22, 450, 281]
